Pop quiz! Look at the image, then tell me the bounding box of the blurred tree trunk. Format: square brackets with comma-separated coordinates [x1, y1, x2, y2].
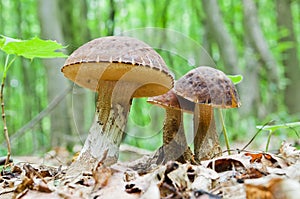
[107, 0, 115, 36]
[243, 0, 280, 115]
[58, 0, 91, 142]
[276, 0, 300, 114]
[0, 1, 3, 38]
[200, 0, 240, 74]
[59, 0, 91, 51]
[241, 35, 261, 118]
[16, 1, 45, 151]
[200, 0, 259, 119]
[38, 0, 72, 148]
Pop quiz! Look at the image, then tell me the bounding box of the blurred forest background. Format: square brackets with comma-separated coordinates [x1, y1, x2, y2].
[0, 0, 299, 156]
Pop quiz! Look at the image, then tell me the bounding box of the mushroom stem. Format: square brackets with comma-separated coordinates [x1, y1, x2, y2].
[69, 81, 137, 173]
[158, 108, 195, 164]
[163, 108, 183, 145]
[194, 104, 221, 161]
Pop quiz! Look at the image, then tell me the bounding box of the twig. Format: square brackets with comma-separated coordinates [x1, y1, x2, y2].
[1, 85, 72, 147]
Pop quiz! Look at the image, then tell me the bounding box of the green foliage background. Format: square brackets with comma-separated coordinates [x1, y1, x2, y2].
[0, 0, 299, 156]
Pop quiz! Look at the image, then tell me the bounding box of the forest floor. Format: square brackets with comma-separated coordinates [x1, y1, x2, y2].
[0, 142, 300, 199]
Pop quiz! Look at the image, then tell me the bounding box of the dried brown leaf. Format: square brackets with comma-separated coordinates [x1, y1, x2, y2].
[191, 165, 219, 191]
[125, 165, 166, 195]
[245, 177, 300, 199]
[244, 152, 282, 168]
[167, 163, 191, 191]
[34, 180, 52, 193]
[237, 168, 267, 180]
[124, 170, 139, 182]
[279, 141, 300, 165]
[93, 166, 112, 191]
[14, 176, 33, 195]
[207, 157, 246, 173]
[11, 165, 22, 175]
[74, 175, 94, 187]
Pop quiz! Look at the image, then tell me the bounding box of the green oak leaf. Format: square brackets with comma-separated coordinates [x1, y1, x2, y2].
[228, 74, 243, 85]
[0, 36, 67, 59]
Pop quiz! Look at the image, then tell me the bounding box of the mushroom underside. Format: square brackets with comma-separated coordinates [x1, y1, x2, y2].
[62, 62, 173, 97]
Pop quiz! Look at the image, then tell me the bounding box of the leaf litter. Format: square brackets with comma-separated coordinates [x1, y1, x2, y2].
[0, 141, 300, 198]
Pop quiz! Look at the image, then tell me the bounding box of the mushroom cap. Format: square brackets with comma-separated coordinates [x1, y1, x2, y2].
[147, 89, 194, 113]
[61, 36, 174, 97]
[174, 66, 241, 108]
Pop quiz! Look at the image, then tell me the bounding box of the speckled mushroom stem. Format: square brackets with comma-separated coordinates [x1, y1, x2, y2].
[163, 108, 183, 145]
[70, 81, 137, 173]
[194, 104, 222, 161]
[158, 108, 195, 164]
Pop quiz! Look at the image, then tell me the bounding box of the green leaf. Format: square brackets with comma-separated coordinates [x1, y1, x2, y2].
[0, 38, 5, 49]
[227, 74, 243, 85]
[0, 36, 67, 59]
[256, 122, 300, 132]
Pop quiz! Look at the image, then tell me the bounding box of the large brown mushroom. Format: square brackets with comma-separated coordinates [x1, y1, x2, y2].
[61, 36, 174, 170]
[174, 66, 240, 161]
[147, 89, 195, 164]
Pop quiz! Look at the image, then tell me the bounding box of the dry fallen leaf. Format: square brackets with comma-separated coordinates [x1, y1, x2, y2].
[14, 176, 33, 197]
[207, 157, 246, 173]
[140, 181, 160, 199]
[92, 164, 112, 191]
[125, 165, 166, 194]
[190, 165, 219, 191]
[285, 161, 300, 181]
[237, 168, 266, 180]
[244, 152, 280, 168]
[245, 177, 300, 199]
[34, 179, 52, 193]
[279, 141, 300, 166]
[166, 162, 191, 197]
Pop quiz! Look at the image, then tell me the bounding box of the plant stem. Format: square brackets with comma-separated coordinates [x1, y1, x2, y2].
[1, 55, 13, 166]
[218, 109, 231, 155]
[265, 130, 273, 152]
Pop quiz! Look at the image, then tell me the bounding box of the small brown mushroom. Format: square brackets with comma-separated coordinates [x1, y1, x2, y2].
[174, 66, 240, 161]
[61, 36, 174, 170]
[147, 89, 195, 164]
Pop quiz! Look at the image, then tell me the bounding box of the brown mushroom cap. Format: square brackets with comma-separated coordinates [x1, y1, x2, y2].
[174, 66, 240, 108]
[147, 89, 194, 113]
[61, 36, 174, 97]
